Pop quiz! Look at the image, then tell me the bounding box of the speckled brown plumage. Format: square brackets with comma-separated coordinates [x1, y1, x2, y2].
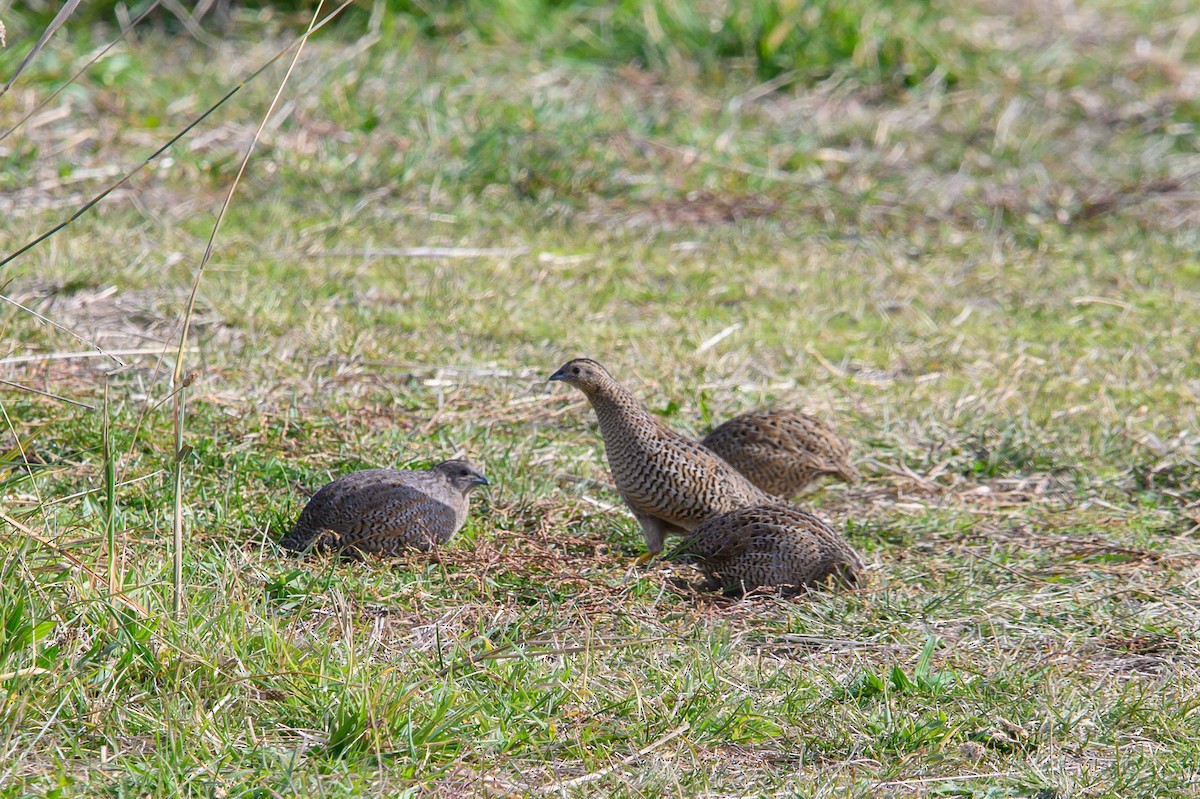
[670, 503, 864, 596]
[701, 409, 860, 498]
[549, 358, 777, 556]
[280, 459, 488, 557]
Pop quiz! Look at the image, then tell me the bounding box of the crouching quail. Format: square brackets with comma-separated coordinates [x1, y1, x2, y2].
[280, 459, 488, 558]
[669, 503, 864, 596]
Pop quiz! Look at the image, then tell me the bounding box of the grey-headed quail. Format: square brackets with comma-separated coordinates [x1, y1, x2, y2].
[280, 459, 488, 557]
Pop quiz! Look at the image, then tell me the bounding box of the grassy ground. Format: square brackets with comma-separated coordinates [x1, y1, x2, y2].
[2, 2, 1200, 796]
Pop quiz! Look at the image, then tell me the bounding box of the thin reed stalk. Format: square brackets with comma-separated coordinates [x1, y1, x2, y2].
[0, 0, 164, 144]
[103, 380, 117, 599]
[167, 0, 332, 615]
[0, 0, 356, 272]
[171, 376, 187, 614]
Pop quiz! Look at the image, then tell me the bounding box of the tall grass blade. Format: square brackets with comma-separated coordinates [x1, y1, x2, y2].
[0, 295, 124, 366]
[103, 380, 117, 599]
[0, 0, 165, 144]
[0, 0, 356, 272]
[0, 0, 85, 99]
[168, 0, 332, 615]
[0, 511, 147, 617]
[0, 378, 95, 409]
[171, 379, 186, 615]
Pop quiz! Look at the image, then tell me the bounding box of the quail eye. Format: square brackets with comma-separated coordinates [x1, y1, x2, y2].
[572, 367, 580, 375]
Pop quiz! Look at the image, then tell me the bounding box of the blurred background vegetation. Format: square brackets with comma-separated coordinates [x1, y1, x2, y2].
[4, 0, 1195, 234]
[3, 0, 968, 88]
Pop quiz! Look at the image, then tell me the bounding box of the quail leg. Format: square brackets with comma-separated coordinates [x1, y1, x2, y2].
[632, 514, 688, 566]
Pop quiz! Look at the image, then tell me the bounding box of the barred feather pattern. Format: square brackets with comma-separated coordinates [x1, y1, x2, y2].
[551, 359, 778, 555]
[702, 409, 860, 498]
[672, 503, 864, 596]
[280, 460, 486, 557]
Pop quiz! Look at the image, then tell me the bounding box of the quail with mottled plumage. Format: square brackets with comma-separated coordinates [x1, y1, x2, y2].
[549, 358, 778, 560]
[669, 503, 864, 595]
[701, 409, 860, 498]
[280, 459, 489, 557]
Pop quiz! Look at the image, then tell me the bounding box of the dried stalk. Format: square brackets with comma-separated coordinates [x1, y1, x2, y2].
[169, 0, 330, 614]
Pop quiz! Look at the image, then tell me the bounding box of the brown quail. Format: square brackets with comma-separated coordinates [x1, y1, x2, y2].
[280, 459, 488, 557]
[669, 503, 864, 596]
[549, 358, 777, 560]
[701, 409, 860, 498]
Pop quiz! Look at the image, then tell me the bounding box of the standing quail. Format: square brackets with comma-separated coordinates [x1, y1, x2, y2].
[701, 409, 860, 498]
[669, 503, 864, 596]
[549, 358, 777, 561]
[280, 459, 489, 557]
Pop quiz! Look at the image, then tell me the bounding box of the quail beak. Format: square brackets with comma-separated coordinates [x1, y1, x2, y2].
[547, 368, 567, 382]
[472, 475, 490, 487]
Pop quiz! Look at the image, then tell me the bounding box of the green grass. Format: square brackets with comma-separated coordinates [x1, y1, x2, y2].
[2, 1, 1200, 796]
[1, 0, 976, 86]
